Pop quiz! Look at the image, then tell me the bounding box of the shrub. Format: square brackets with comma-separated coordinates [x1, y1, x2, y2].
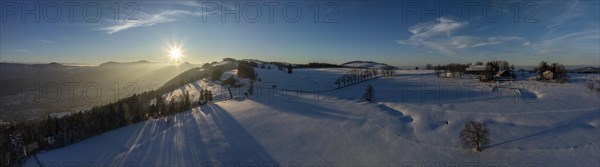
[363, 84, 374, 102]
[460, 121, 491, 152]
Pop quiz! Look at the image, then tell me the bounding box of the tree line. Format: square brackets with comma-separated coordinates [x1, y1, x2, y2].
[0, 88, 202, 165]
[334, 68, 395, 88]
[433, 63, 470, 78]
[295, 62, 342, 68]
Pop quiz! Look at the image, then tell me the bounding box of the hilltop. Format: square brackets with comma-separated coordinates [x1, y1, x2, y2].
[341, 61, 398, 69]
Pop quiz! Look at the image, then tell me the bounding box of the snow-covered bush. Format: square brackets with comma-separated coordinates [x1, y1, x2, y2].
[460, 121, 491, 152]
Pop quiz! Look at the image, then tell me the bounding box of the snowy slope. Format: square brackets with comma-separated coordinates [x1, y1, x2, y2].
[27, 69, 600, 166]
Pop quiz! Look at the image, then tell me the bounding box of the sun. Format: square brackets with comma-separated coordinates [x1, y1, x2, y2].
[170, 48, 182, 60]
[166, 42, 185, 63]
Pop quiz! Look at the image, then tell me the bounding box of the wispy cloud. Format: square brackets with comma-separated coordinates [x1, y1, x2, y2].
[532, 30, 600, 55]
[15, 49, 30, 53]
[397, 17, 467, 55]
[527, 0, 600, 58]
[397, 17, 529, 55]
[545, 0, 584, 32]
[451, 36, 528, 48]
[101, 2, 217, 34]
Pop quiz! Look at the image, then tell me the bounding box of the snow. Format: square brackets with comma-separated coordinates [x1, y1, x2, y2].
[26, 69, 600, 166]
[220, 69, 238, 81]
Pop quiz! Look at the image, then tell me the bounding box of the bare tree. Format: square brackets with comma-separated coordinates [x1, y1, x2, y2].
[460, 121, 491, 152]
[223, 76, 237, 99]
[587, 81, 596, 92]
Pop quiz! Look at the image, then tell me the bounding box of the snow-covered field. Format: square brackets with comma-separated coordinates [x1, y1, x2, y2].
[26, 68, 600, 166]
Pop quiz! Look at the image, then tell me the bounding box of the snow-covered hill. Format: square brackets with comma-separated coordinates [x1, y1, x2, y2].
[26, 68, 600, 166]
[341, 61, 398, 69]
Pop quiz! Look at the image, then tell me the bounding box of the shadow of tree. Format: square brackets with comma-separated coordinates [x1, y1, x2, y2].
[487, 110, 600, 149]
[201, 104, 277, 166]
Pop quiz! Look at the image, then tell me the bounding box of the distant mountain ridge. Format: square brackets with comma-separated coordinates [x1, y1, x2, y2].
[0, 60, 197, 122]
[98, 60, 157, 67]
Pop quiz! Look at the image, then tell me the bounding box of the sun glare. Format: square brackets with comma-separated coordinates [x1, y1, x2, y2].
[170, 48, 182, 60]
[166, 42, 185, 63]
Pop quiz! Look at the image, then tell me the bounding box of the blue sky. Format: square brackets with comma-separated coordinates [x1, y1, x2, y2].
[1, 0, 599, 66]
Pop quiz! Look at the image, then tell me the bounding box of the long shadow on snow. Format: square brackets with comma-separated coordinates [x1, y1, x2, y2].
[115, 110, 212, 166]
[201, 104, 277, 166]
[487, 110, 600, 149]
[36, 113, 211, 166]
